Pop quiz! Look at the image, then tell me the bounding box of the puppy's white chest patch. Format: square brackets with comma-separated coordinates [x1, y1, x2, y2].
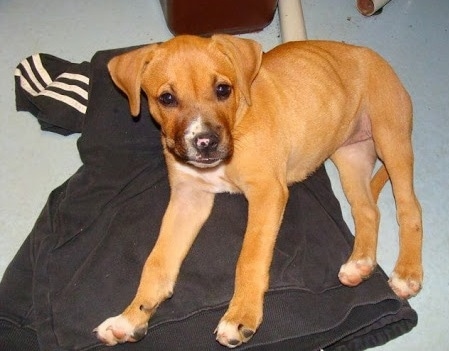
[174, 162, 239, 194]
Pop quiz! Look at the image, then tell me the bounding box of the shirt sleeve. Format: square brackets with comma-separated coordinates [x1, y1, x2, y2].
[14, 53, 90, 135]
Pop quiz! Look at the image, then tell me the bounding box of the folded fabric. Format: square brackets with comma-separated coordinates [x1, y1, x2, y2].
[0, 47, 417, 351]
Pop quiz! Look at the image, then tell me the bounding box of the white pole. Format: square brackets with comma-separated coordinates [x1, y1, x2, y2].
[278, 0, 307, 42]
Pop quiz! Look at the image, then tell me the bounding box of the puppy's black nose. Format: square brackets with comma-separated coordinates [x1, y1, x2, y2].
[194, 133, 219, 151]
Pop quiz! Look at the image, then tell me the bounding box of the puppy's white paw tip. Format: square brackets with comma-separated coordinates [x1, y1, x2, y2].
[339, 258, 376, 287]
[389, 273, 422, 299]
[215, 320, 255, 348]
[94, 315, 147, 346]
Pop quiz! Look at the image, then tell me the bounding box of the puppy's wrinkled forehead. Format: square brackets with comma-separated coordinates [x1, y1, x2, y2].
[142, 39, 235, 95]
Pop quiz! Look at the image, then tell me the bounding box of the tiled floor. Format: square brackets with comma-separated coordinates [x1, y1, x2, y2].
[1, 0, 447, 349]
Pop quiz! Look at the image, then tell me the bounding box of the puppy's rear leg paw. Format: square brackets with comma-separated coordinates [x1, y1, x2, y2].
[389, 272, 422, 299]
[93, 315, 148, 346]
[215, 320, 255, 348]
[339, 258, 376, 287]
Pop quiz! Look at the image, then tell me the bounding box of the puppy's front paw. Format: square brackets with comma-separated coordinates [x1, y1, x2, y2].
[214, 300, 262, 349]
[93, 315, 148, 346]
[338, 258, 376, 287]
[215, 319, 256, 348]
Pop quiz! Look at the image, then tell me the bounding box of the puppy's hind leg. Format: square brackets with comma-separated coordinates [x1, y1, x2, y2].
[367, 59, 423, 299]
[374, 125, 423, 299]
[331, 139, 380, 287]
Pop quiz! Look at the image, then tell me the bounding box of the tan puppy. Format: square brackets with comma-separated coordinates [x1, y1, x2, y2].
[94, 35, 423, 348]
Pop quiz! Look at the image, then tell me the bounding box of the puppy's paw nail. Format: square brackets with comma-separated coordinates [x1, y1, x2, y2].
[239, 326, 255, 340]
[228, 338, 242, 347]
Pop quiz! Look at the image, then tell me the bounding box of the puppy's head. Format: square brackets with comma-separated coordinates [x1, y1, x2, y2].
[108, 34, 262, 168]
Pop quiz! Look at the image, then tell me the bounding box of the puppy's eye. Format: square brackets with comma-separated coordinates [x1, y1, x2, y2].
[215, 84, 232, 100]
[158, 92, 178, 107]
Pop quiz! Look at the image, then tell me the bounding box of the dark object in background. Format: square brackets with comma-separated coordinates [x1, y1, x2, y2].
[159, 0, 278, 35]
[357, 0, 390, 16]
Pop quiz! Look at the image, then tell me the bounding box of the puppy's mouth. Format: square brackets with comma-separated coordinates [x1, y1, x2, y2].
[188, 154, 224, 168]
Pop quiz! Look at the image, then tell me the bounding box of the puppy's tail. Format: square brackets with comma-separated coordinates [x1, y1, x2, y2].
[371, 165, 389, 203]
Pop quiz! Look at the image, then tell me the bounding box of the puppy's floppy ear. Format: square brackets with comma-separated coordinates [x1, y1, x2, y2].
[107, 44, 157, 116]
[211, 34, 262, 106]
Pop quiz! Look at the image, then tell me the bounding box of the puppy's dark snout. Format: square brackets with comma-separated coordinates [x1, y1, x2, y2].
[194, 133, 219, 151]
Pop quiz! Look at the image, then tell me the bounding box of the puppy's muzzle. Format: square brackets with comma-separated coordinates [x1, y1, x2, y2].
[189, 131, 229, 168]
[194, 132, 219, 153]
